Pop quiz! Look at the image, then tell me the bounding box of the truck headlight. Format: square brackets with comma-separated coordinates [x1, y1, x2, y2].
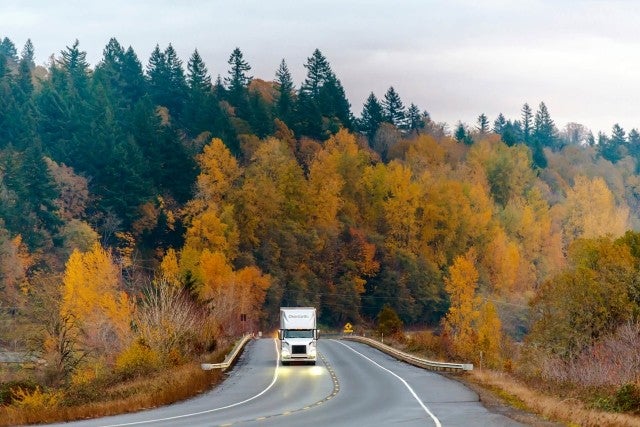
[281, 343, 291, 358]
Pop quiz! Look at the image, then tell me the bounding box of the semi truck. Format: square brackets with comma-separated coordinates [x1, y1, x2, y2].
[279, 307, 317, 365]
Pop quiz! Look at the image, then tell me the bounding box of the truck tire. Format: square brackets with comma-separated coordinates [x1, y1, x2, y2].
[282, 361, 289, 366]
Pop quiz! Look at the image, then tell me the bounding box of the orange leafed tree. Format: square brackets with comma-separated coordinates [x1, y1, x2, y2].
[195, 250, 270, 335]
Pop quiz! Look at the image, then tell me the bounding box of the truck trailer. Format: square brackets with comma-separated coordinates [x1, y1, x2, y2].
[279, 307, 317, 365]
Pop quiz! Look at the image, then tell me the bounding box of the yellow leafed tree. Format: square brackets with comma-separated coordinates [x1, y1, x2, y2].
[183, 205, 239, 260]
[60, 243, 133, 357]
[159, 248, 180, 286]
[476, 301, 502, 368]
[308, 139, 345, 230]
[563, 175, 628, 242]
[483, 226, 520, 294]
[195, 138, 241, 205]
[443, 250, 481, 360]
[383, 161, 422, 252]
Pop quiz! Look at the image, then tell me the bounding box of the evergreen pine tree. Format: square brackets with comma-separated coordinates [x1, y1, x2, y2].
[493, 113, 506, 134]
[294, 49, 352, 138]
[20, 39, 35, 72]
[184, 49, 214, 136]
[17, 54, 34, 99]
[300, 49, 331, 98]
[146, 44, 186, 118]
[521, 103, 533, 144]
[0, 144, 60, 249]
[500, 120, 522, 146]
[165, 44, 187, 117]
[147, 45, 169, 104]
[224, 47, 252, 109]
[187, 49, 211, 93]
[275, 59, 295, 124]
[0, 37, 18, 61]
[598, 124, 626, 163]
[248, 90, 273, 138]
[477, 113, 489, 135]
[59, 39, 91, 97]
[406, 103, 424, 133]
[94, 38, 126, 110]
[610, 123, 627, 151]
[318, 72, 352, 130]
[360, 92, 384, 142]
[454, 122, 466, 142]
[121, 46, 147, 105]
[382, 86, 405, 127]
[533, 102, 558, 150]
[628, 128, 640, 159]
[213, 74, 227, 99]
[0, 53, 7, 79]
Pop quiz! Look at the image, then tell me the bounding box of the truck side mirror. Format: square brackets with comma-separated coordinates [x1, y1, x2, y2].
[314, 329, 318, 339]
[278, 330, 283, 340]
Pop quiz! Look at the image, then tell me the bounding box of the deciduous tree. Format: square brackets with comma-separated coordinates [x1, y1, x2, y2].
[443, 250, 481, 360]
[60, 243, 134, 359]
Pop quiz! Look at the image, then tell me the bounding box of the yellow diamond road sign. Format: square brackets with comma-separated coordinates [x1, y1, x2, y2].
[343, 322, 353, 334]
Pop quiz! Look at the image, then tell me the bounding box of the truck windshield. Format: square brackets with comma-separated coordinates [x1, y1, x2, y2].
[283, 330, 314, 338]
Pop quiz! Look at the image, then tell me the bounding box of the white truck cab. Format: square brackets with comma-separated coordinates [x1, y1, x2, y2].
[279, 307, 318, 365]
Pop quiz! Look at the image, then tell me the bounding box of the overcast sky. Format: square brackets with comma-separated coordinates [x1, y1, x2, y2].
[2, 0, 639, 134]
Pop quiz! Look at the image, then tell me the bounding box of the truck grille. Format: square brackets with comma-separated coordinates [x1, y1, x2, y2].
[292, 345, 306, 354]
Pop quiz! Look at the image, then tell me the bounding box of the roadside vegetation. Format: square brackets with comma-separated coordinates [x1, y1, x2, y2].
[0, 341, 230, 426]
[379, 314, 640, 425]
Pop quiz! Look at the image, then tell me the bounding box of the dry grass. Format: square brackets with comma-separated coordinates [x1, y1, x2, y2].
[0, 352, 227, 426]
[469, 369, 640, 427]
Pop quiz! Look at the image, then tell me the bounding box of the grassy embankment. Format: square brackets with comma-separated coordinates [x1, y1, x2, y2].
[0, 344, 232, 426]
[396, 331, 640, 427]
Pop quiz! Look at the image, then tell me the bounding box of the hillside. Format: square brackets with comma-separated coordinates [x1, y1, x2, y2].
[2, 36, 640, 416]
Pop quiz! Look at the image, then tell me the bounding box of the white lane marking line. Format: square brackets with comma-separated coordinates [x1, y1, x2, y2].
[99, 339, 281, 427]
[333, 339, 442, 427]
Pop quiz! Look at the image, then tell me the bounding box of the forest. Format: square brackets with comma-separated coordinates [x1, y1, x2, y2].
[2, 35, 640, 412]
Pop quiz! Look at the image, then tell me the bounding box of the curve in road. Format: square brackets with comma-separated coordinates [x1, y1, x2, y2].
[44, 338, 523, 427]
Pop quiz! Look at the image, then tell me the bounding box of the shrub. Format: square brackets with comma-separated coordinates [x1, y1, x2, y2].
[11, 386, 62, 410]
[0, 380, 38, 405]
[115, 340, 161, 379]
[135, 281, 208, 360]
[376, 305, 403, 337]
[613, 383, 640, 413]
[405, 330, 445, 358]
[70, 361, 108, 387]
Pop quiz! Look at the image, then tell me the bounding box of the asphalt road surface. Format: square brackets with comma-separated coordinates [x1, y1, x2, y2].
[45, 338, 524, 427]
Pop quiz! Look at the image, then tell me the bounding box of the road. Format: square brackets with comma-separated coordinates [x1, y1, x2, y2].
[45, 338, 524, 427]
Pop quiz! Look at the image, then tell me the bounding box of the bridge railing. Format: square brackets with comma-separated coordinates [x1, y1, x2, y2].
[342, 335, 473, 372]
[201, 334, 253, 371]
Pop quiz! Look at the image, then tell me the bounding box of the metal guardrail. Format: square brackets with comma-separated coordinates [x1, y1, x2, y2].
[342, 335, 473, 372]
[201, 334, 254, 371]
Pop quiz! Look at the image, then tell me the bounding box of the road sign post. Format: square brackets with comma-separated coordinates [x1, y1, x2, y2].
[343, 322, 353, 334]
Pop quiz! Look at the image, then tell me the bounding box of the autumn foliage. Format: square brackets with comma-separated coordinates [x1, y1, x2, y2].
[60, 244, 134, 361]
[4, 37, 640, 421]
